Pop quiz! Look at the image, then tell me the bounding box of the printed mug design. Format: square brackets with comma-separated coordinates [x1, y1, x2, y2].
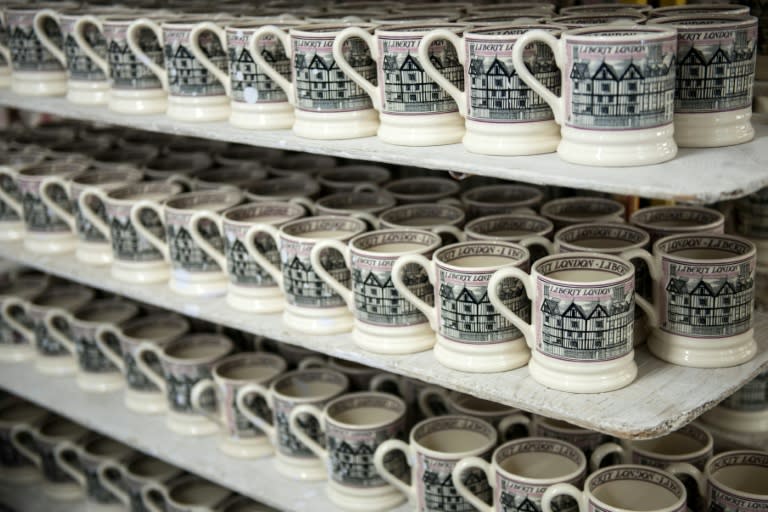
[353, 262, 432, 327]
[108, 206, 166, 262]
[0, 17, 8, 66]
[75, 195, 108, 243]
[71, 325, 119, 374]
[588, 467, 686, 512]
[0, 429, 29, 468]
[164, 28, 227, 97]
[167, 222, 223, 273]
[0, 175, 21, 222]
[35, 318, 70, 356]
[708, 451, 768, 512]
[282, 239, 349, 308]
[419, 453, 491, 512]
[0, 309, 33, 346]
[62, 17, 107, 81]
[221, 384, 270, 439]
[719, 369, 768, 412]
[20, 184, 71, 233]
[227, 30, 289, 104]
[275, 399, 324, 458]
[39, 444, 76, 483]
[165, 364, 215, 414]
[8, 13, 64, 71]
[123, 344, 161, 392]
[106, 24, 164, 90]
[224, 226, 278, 287]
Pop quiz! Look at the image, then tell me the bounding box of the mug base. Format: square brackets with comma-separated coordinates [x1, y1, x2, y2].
[167, 96, 230, 123]
[0, 466, 40, 485]
[43, 481, 83, 501]
[326, 482, 406, 512]
[648, 328, 756, 368]
[76, 243, 112, 266]
[111, 261, 170, 284]
[219, 436, 273, 459]
[169, 274, 228, 297]
[283, 304, 354, 335]
[463, 118, 559, 156]
[0, 344, 35, 362]
[229, 101, 294, 130]
[108, 88, 167, 115]
[558, 123, 677, 167]
[674, 108, 754, 148]
[24, 233, 77, 254]
[0, 221, 24, 241]
[353, 320, 435, 355]
[528, 350, 637, 393]
[66, 80, 110, 105]
[226, 285, 285, 313]
[166, 411, 219, 436]
[76, 371, 124, 393]
[11, 72, 67, 96]
[293, 108, 379, 140]
[378, 112, 464, 146]
[125, 389, 166, 415]
[274, 454, 327, 481]
[35, 355, 77, 376]
[701, 405, 768, 434]
[433, 335, 530, 373]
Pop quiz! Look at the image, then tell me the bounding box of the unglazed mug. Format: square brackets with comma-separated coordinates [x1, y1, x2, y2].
[289, 392, 408, 511]
[701, 369, 768, 433]
[0, 272, 49, 362]
[130, 188, 243, 296]
[512, 26, 678, 166]
[235, 368, 349, 480]
[136, 333, 234, 436]
[185, 201, 305, 313]
[96, 313, 190, 415]
[621, 233, 757, 368]
[460, 184, 543, 221]
[374, 415, 497, 512]
[541, 197, 626, 230]
[252, 23, 379, 140]
[246, 215, 368, 335]
[142, 475, 233, 512]
[378, 203, 466, 244]
[489, 252, 639, 393]
[392, 241, 532, 372]
[97, 454, 184, 512]
[44, 299, 139, 393]
[0, 401, 48, 484]
[382, 177, 461, 205]
[453, 437, 587, 512]
[311, 229, 442, 354]
[190, 352, 287, 458]
[629, 205, 725, 244]
[333, 23, 466, 146]
[0, 148, 48, 241]
[419, 24, 562, 155]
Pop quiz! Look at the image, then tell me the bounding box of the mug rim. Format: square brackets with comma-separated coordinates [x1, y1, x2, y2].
[0, 402, 47, 426]
[492, 436, 587, 485]
[464, 213, 554, 239]
[17, 162, 90, 179]
[554, 222, 650, 253]
[379, 202, 466, 227]
[648, 13, 757, 29]
[531, 251, 635, 285]
[535, 416, 592, 434]
[289, 22, 376, 35]
[70, 168, 144, 187]
[212, 352, 287, 383]
[541, 197, 625, 223]
[316, 164, 391, 186]
[704, 449, 768, 500]
[410, 414, 498, 458]
[564, 25, 676, 41]
[160, 334, 233, 364]
[434, 241, 530, 272]
[0, 274, 49, 299]
[38, 416, 88, 442]
[462, 184, 543, 206]
[375, 22, 469, 34]
[105, 182, 183, 203]
[650, 3, 750, 17]
[631, 422, 713, 462]
[163, 189, 243, 213]
[630, 205, 725, 233]
[81, 436, 133, 461]
[652, 233, 756, 263]
[348, 228, 442, 257]
[222, 201, 306, 225]
[560, 3, 652, 14]
[315, 191, 397, 214]
[279, 215, 368, 243]
[119, 313, 190, 345]
[124, 454, 180, 482]
[225, 20, 302, 31]
[71, 299, 138, 326]
[465, 23, 564, 38]
[584, 465, 687, 512]
[29, 286, 94, 310]
[448, 392, 517, 417]
[271, 368, 349, 403]
[244, 177, 320, 199]
[324, 391, 406, 430]
[384, 176, 461, 196]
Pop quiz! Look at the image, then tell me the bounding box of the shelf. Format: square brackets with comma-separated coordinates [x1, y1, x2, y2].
[0, 482, 85, 512]
[2, 244, 767, 440]
[0, 361, 360, 512]
[1, 91, 767, 204]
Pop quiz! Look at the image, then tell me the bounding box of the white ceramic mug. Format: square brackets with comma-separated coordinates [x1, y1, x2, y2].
[0, 401, 48, 484]
[0, 147, 48, 241]
[464, 213, 555, 262]
[629, 205, 725, 244]
[97, 454, 184, 512]
[317, 165, 391, 194]
[493, 414, 610, 459]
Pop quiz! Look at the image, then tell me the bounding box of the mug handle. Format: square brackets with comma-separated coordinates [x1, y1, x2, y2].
[372, 440, 416, 501]
[1, 298, 34, 345]
[542, 483, 585, 512]
[33, 9, 67, 68]
[0, 169, 23, 218]
[497, 413, 531, 440]
[43, 309, 77, 355]
[431, 224, 466, 243]
[369, 373, 402, 395]
[665, 462, 707, 498]
[250, 26, 293, 104]
[94, 324, 126, 372]
[417, 386, 451, 418]
[619, 248, 660, 328]
[332, 27, 381, 111]
[39, 176, 76, 232]
[190, 378, 222, 426]
[511, 30, 565, 125]
[141, 482, 171, 512]
[350, 211, 380, 230]
[417, 30, 467, 116]
[97, 461, 130, 506]
[289, 197, 317, 216]
[188, 210, 227, 270]
[126, 18, 168, 91]
[54, 442, 87, 488]
[297, 356, 327, 370]
[487, 267, 536, 349]
[243, 223, 284, 291]
[288, 404, 328, 463]
[134, 342, 168, 393]
[9, 425, 42, 468]
[391, 254, 438, 331]
[73, 15, 109, 77]
[309, 240, 354, 311]
[452, 456, 494, 512]
[129, 200, 170, 262]
[188, 22, 230, 95]
[235, 383, 276, 442]
[518, 236, 555, 256]
[589, 442, 626, 472]
[77, 187, 112, 241]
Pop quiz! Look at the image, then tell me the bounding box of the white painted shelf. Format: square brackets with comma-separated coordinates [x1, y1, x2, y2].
[1, 91, 767, 204]
[2, 243, 767, 440]
[0, 482, 85, 512]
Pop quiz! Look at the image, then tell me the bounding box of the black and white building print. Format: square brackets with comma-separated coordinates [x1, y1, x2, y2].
[40, 445, 75, 484]
[275, 404, 322, 458]
[352, 264, 432, 327]
[500, 488, 578, 512]
[282, 250, 349, 308]
[664, 262, 753, 337]
[675, 25, 757, 113]
[21, 188, 71, 233]
[74, 195, 108, 243]
[0, 175, 21, 222]
[109, 210, 166, 263]
[228, 33, 289, 104]
[124, 349, 161, 392]
[106, 27, 164, 90]
[0, 429, 27, 468]
[9, 16, 64, 71]
[63, 21, 107, 81]
[85, 466, 120, 504]
[74, 332, 117, 374]
[165, 30, 228, 97]
[224, 233, 277, 287]
[166, 366, 212, 414]
[34, 318, 69, 356]
[421, 467, 490, 512]
[568, 41, 676, 129]
[167, 223, 223, 273]
[540, 284, 634, 361]
[720, 370, 768, 412]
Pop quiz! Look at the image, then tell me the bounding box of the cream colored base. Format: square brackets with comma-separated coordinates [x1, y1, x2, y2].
[434, 335, 530, 373]
[378, 111, 463, 146]
[24, 232, 77, 254]
[463, 118, 559, 156]
[76, 371, 124, 393]
[166, 95, 230, 123]
[274, 454, 327, 481]
[674, 108, 754, 148]
[66, 80, 110, 105]
[0, 221, 24, 241]
[169, 271, 228, 297]
[11, 71, 67, 96]
[648, 328, 756, 368]
[558, 123, 677, 167]
[111, 260, 170, 284]
[35, 355, 77, 376]
[229, 100, 294, 130]
[108, 88, 167, 115]
[0, 344, 35, 362]
[226, 284, 285, 313]
[528, 351, 637, 393]
[701, 406, 768, 434]
[0, 466, 40, 484]
[325, 482, 405, 512]
[0, 68, 9, 88]
[293, 108, 378, 140]
[43, 481, 83, 501]
[219, 435, 273, 458]
[125, 388, 166, 415]
[353, 320, 434, 355]
[85, 502, 124, 512]
[283, 304, 354, 335]
[166, 410, 219, 436]
[76, 242, 112, 266]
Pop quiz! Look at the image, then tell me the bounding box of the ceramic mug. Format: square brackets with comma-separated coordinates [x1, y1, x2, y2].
[0, 272, 49, 362]
[299, 357, 384, 391]
[98, 454, 184, 512]
[333, 23, 466, 146]
[489, 252, 640, 393]
[453, 437, 587, 512]
[378, 203, 466, 244]
[382, 177, 461, 205]
[464, 213, 555, 262]
[252, 23, 379, 140]
[311, 229, 442, 354]
[130, 188, 243, 296]
[461, 184, 543, 221]
[141, 152, 213, 186]
[288, 392, 408, 511]
[0, 401, 48, 484]
[185, 201, 305, 313]
[560, 4, 652, 15]
[512, 26, 678, 166]
[245, 215, 368, 335]
[541, 197, 626, 230]
[419, 24, 562, 155]
[190, 352, 287, 458]
[498, 414, 611, 459]
[0, 148, 48, 241]
[621, 233, 757, 368]
[392, 241, 532, 373]
[629, 205, 725, 244]
[374, 415, 497, 512]
[142, 475, 233, 512]
[90, 144, 159, 171]
[235, 368, 349, 481]
[701, 369, 768, 433]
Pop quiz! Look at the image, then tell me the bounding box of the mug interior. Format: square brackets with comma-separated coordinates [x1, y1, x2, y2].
[497, 438, 585, 481]
[710, 452, 768, 495]
[533, 253, 634, 284]
[0, 403, 44, 423]
[326, 393, 404, 428]
[412, 415, 497, 455]
[164, 335, 231, 362]
[245, 177, 320, 199]
[223, 202, 305, 224]
[435, 241, 529, 270]
[463, 184, 542, 205]
[451, 394, 514, 415]
[170, 480, 230, 506]
[40, 418, 86, 439]
[556, 223, 649, 251]
[316, 192, 395, 212]
[350, 229, 441, 255]
[107, 182, 182, 202]
[542, 197, 625, 223]
[165, 190, 242, 212]
[589, 466, 685, 511]
[74, 301, 136, 324]
[84, 437, 131, 458]
[632, 424, 710, 457]
[630, 206, 724, 231]
[215, 355, 284, 382]
[121, 315, 188, 343]
[379, 204, 465, 227]
[128, 456, 178, 479]
[465, 214, 553, 239]
[281, 216, 366, 241]
[385, 177, 460, 197]
[655, 235, 754, 261]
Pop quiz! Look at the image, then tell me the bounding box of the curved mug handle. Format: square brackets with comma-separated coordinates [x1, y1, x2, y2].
[519, 236, 555, 256]
[289, 197, 317, 216]
[94, 324, 126, 372]
[542, 483, 586, 512]
[97, 461, 130, 506]
[39, 176, 76, 232]
[418, 30, 467, 116]
[235, 383, 276, 442]
[243, 223, 284, 291]
[1, 298, 34, 345]
[134, 342, 168, 393]
[73, 15, 109, 77]
[391, 254, 438, 331]
[0, 169, 23, 218]
[54, 442, 87, 488]
[9, 424, 42, 468]
[190, 378, 222, 426]
[188, 210, 227, 270]
[373, 440, 416, 501]
[78, 187, 112, 241]
[288, 404, 328, 463]
[511, 30, 566, 125]
[619, 248, 661, 328]
[141, 482, 172, 512]
[665, 462, 707, 499]
[33, 9, 67, 69]
[188, 22, 230, 95]
[129, 200, 170, 262]
[309, 240, 354, 311]
[487, 267, 536, 349]
[589, 442, 626, 472]
[431, 224, 466, 243]
[43, 308, 77, 355]
[126, 18, 168, 91]
[332, 27, 381, 111]
[417, 386, 451, 418]
[452, 456, 494, 512]
[250, 26, 293, 104]
[497, 412, 532, 440]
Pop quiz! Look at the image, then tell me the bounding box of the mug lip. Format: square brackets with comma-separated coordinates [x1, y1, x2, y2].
[652, 233, 757, 263]
[289, 22, 376, 35]
[492, 437, 587, 484]
[564, 25, 676, 41]
[81, 436, 133, 460]
[348, 228, 442, 257]
[192, 166, 269, 186]
[71, 299, 139, 326]
[270, 368, 350, 403]
[559, 3, 652, 14]
[434, 241, 531, 272]
[541, 197, 625, 223]
[376, 22, 469, 35]
[585, 465, 687, 512]
[648, 13, 757, 29]
[629, 205, 725, 233]
[0, 274, 49, 299]
[324, 391, 406, 430]
[160, 17, 233, 28]
[163, 189, 243, 213]
[69, 168, 144, 188]
[650, 3, 751, 17]
[410, 415, 498, 458]
[464, 213, 554, 239]
[384, 176, 462, 196]
[369, 13, 458, 24]
[535, 415, 592, 433]
[29, 286, 94, 310]
[212, 352, 287, 383]
[17, 162, 90, 179]
[316, 164, 391, 186]
[462, 184, 543, 206]
[531, 251, 636, 284]
[378, 202, 466, 226]
[458, 14, 551, 24]
[102, 13, 174, 24]
[279, 215, 368, 243]
[244, 177, 321, 199]
[165, 476, 230, 507]
[631, 422, 713, 461]
[119, 313, 190, 344]
[704, 449, 768, 500]
[315, 191, 397, 214]
[105, 182, 184, 204]
[222, 201, 306, 225]
[161, 334, 233, 364]
[448, 392, 518, 416]
[554, 222, 650, 253]
[465, 22, 564, 38]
